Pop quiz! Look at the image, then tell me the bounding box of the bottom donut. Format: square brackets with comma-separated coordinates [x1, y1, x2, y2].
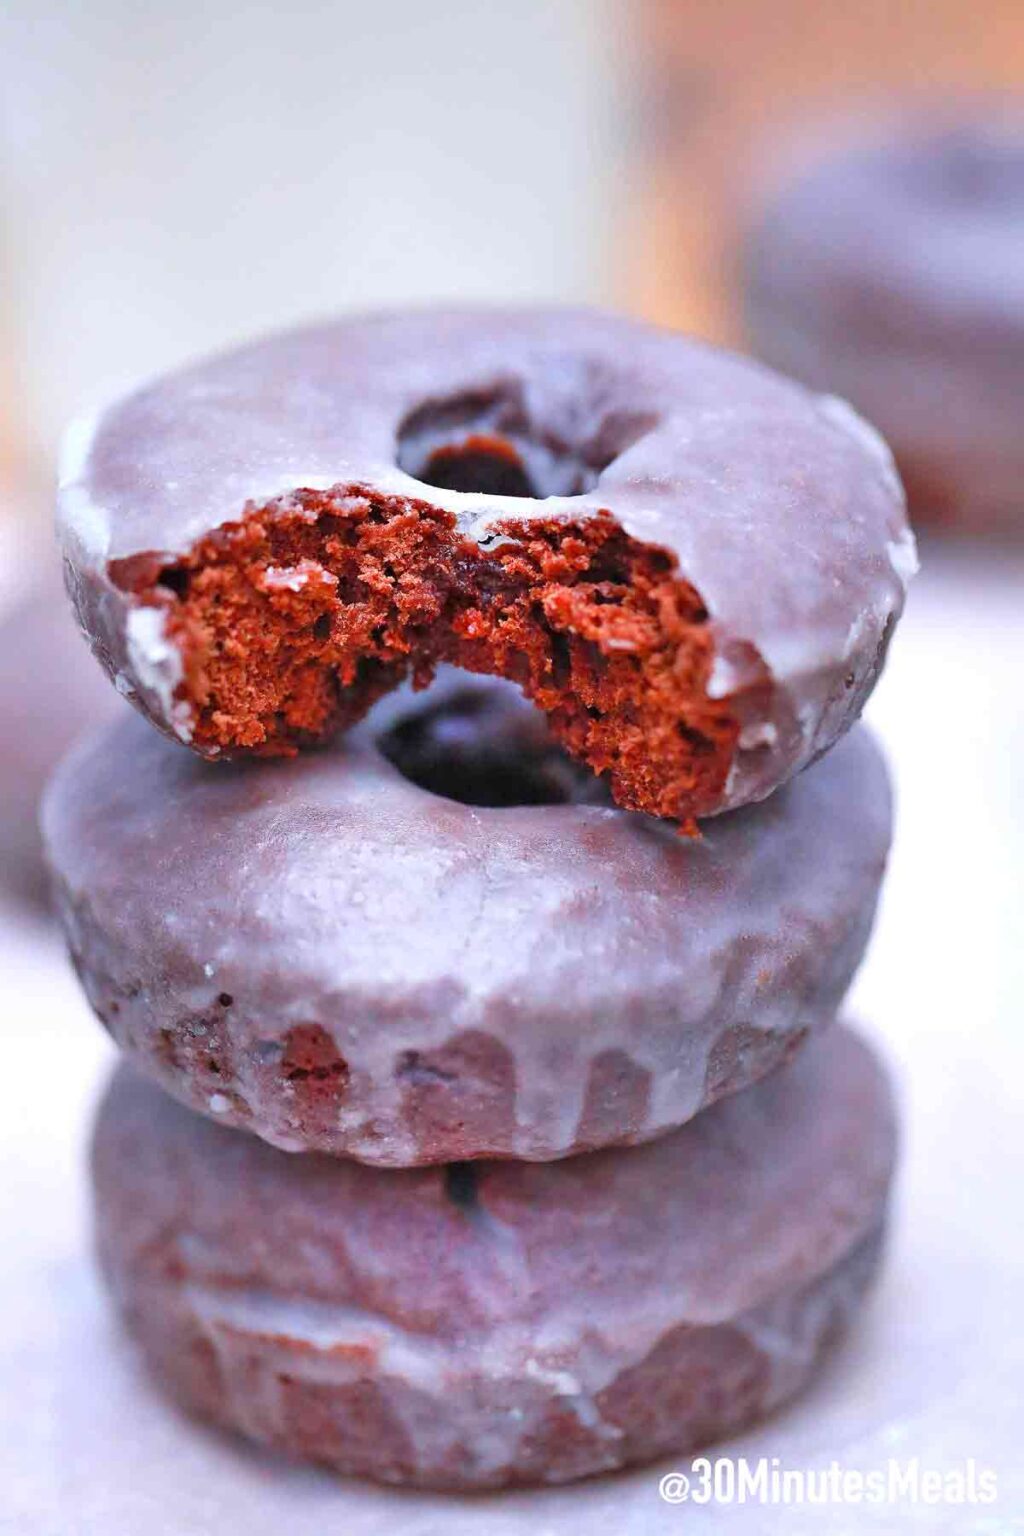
[91, 1025, 896, 1491]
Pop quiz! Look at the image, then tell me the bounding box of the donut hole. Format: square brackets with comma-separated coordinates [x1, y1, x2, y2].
[396, 384, 651, 499]
[378, 685, 602, 808]
[405, 432, 542, 498]
[443, 1163, 479, 1212]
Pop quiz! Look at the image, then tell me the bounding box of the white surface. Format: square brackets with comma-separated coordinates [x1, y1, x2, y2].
[2, 540, 1023, 1533]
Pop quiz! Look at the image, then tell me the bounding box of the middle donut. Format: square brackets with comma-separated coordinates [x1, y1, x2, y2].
[43, 674, 891, 1166]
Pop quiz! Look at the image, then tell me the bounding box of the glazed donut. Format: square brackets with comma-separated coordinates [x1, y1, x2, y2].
[92, 1026, 896, 1490]
[743, 110, 1024, 532]
[58, 307, 914, 822]
[44, 675, 892, 1165]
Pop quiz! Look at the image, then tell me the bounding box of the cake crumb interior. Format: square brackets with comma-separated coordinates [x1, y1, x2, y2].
[109, 431, 738, 822]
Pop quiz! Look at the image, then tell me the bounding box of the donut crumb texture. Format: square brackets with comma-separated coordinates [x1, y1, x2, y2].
[109, 483, 738, 822]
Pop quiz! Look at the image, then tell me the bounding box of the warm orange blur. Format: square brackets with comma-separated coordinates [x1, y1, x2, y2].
[625, 0, 1024, 340]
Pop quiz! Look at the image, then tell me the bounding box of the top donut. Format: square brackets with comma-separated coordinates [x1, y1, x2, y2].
[743, 111, 1024, 531]
[58, 308, 914, 821]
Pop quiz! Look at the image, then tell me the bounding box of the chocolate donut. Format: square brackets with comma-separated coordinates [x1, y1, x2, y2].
[0, 564, 120, 908]
[58, 308, 913, 821]
[92, 1027, 896, 1490]
[743, 111, 1024, 532]
[44, 676, 891, 1165]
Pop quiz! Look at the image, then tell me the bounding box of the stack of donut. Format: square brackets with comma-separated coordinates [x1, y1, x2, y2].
[43, 309, 914, 1490]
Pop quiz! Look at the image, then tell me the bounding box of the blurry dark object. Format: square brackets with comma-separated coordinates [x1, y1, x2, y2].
[743, 109, 1024, 535]
[627, 1, 1024, 343]
[0, 561, 120, 908]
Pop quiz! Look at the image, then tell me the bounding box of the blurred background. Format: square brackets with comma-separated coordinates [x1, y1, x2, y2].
[0, 3, 1021, 1530]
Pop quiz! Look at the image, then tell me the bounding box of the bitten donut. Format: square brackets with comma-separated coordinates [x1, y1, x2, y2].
[58, 307, 914, 822]
[743, 111, 1024, 532]
[92, 1027, 896, 1490]
[44, 676, 892, 1165]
